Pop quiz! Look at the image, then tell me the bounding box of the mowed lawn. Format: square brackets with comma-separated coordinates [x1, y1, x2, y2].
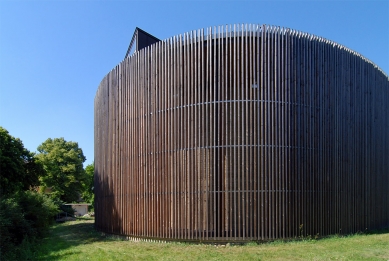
[27, 219, 389, 261]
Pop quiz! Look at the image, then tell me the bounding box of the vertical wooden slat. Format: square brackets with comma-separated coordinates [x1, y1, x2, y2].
[95, 24, 389, 242]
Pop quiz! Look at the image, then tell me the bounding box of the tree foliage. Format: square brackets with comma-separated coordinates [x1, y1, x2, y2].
[0, 191, 58, 258]
[0, 127, 42, 195]
[82, 162, 94, 205]
[36, 138, 86, 203]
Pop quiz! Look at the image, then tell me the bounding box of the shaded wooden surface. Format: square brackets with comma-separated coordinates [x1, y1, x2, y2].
[94, 24, 389, 242]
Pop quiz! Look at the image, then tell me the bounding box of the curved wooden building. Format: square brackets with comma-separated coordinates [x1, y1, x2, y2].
[94, 24, 389, 242]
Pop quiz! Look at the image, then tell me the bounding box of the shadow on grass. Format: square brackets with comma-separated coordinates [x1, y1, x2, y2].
[30, 219, 389, 260]
[32, 219, 107, 260]
[364, 227, 389, 235]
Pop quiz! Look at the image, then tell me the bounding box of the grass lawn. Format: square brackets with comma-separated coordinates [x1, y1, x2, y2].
[23, 219, 389, 261]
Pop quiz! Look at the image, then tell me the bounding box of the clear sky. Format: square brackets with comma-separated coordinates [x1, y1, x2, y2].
[0, 0, 388, 167]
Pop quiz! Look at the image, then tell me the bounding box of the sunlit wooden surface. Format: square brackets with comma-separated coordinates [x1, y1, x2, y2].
[94, 24, 389, 242]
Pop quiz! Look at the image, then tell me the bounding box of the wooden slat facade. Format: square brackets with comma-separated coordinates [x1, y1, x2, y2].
[94, 24, 389, 242]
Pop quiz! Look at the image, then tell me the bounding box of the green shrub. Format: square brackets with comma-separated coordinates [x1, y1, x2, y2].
[0, 196, 30, 254]
[0, 191, 58, 258]
[17, 190, 58, 237]
[49, 197, 76, 217]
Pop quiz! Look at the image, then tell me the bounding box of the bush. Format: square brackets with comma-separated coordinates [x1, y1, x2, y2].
[0, 191, 58, 258]
[0, 196, 30, 254]
[17, 191, 58, 237]
[51, 198, 76, 217]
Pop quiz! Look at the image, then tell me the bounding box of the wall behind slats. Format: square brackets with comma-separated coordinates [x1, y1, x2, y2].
[94, 24, 389, 242]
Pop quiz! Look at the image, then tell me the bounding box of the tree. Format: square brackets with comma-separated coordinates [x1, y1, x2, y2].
[36, 138, 86, 203]
[0, 128, 58, 259]
[0, 191, 58, 258]
[0, 127, 42, 195]
[81, 162, 94, 205]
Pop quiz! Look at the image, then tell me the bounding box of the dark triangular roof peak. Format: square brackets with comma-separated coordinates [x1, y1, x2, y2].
[125, 27, 161, 59]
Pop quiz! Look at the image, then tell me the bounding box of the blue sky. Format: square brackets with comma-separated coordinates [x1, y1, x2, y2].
[0, 0, 388, 167]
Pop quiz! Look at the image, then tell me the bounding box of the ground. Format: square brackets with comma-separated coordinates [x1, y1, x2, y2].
[24, 219, 389, 260]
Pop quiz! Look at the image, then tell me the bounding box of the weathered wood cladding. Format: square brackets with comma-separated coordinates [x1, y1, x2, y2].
[94, 24, 389, 242]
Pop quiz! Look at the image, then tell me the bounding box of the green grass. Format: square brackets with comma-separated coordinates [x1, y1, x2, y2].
[17, 219, 389, 260]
